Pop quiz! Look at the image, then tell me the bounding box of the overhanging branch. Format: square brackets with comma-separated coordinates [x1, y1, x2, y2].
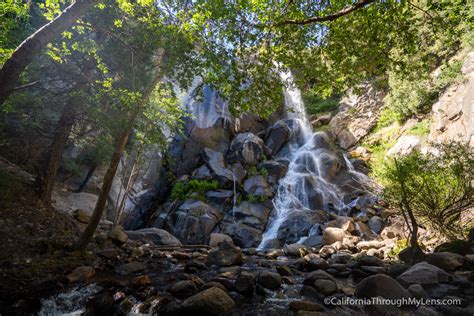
[273, 0, 376, 26]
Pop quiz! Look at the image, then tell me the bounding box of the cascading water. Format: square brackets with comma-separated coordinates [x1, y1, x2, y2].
[172, 77, 231, 129]
[258, 70, 370, 249]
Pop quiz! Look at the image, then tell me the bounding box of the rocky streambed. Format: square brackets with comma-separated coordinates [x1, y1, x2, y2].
[34, 225, 474, 316]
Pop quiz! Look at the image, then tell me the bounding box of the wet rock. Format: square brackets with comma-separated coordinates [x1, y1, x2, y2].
[206, 241, 243, 266]
[126, 228, 182, 246]
[284, 244, 307, 257]
[169, 280, 199, 299]
[289, 300, 324, 312]
[322, 227, 345, 245]
[368, 216, 383, 234]
[66, 266, 95, 283]
[84, 290, 115, 315]
[426, 252, 465, 271]
[397, 262, 450, 286]
[131, 275, 152, 287]
[235, 271, 256, 296]
[229, 132, 265, 166]
[117, 261, 145, 275]
[276, 265, 293, 277]
[355, 274, 411, 299]
[258, 271, 282, 290]
[243, 175, 272, 197]
[258, 160, 288, 184]
[209, 233, 234, 247]
[179, 287, 235, 316]
[108, 227, 128, 245]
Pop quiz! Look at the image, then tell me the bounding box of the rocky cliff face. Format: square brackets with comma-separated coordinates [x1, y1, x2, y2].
[144, 79, 379, 249]
[430, 52, 474, 147]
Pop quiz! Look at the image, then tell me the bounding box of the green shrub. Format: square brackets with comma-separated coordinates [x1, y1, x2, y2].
[170, 179, 218, 201]
[406, 119, 431, 137]
[381, 142, 474, 240]
[247, 166, 268, 177]
[302, 91, 341, 116]
[246, 194, 267, 203]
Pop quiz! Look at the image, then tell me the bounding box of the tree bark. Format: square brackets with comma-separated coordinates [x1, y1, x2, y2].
[36, 96, 80, 207]
[0, 0, 101, 106]
[75, 125, 133, 250]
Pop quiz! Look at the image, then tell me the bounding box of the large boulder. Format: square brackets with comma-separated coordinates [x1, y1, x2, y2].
[126, 228, 182, 246]
[169, 118, 232, 177]
[205, 190, 234, 205]
[265, 120, 290, 155]
[203, 148, 234, 187]
[426, 252, 465, 271]
[235, 112, 268, 134]
[220, 223, 263, 248]
[178, 287, 235, 316]
[230, 201, 271, 231]
[258, 160, 288, 184]
[161, 200, 223, 244]
[243, 175, 273, 197]
[206, 241, 243, 266]
[322, 227, 346, 245]
[258, 271, 282, 290]
[228, 132, 265, 166]
[208, 233, 234, 247]
[397, 262, 451, 286]
[355, 274, 411, 299]
[386, 135, 420, 157]
[276, 211, 329, 245]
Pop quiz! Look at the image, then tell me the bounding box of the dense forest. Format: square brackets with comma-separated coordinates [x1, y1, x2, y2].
[0, 0, 473, 315]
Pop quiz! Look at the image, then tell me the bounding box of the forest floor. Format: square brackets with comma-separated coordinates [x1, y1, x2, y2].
[0, 166, 93, 314]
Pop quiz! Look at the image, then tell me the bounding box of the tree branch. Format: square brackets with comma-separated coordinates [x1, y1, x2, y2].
[273, 0, 376, 27]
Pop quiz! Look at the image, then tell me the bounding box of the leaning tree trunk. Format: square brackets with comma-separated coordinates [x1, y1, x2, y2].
[75, 124, 133, 250]
[36, 96, 80, 207]
[0, 0, 101, 106]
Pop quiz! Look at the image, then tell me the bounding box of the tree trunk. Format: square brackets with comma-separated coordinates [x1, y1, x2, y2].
[75, 126, 132, 250]
[36, 97, 79, 207]
[0, 0, 101, 106]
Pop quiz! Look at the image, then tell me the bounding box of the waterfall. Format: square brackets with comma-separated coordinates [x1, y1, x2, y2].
[171, 77, 231, 129]
[258, 69, 359, 249]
